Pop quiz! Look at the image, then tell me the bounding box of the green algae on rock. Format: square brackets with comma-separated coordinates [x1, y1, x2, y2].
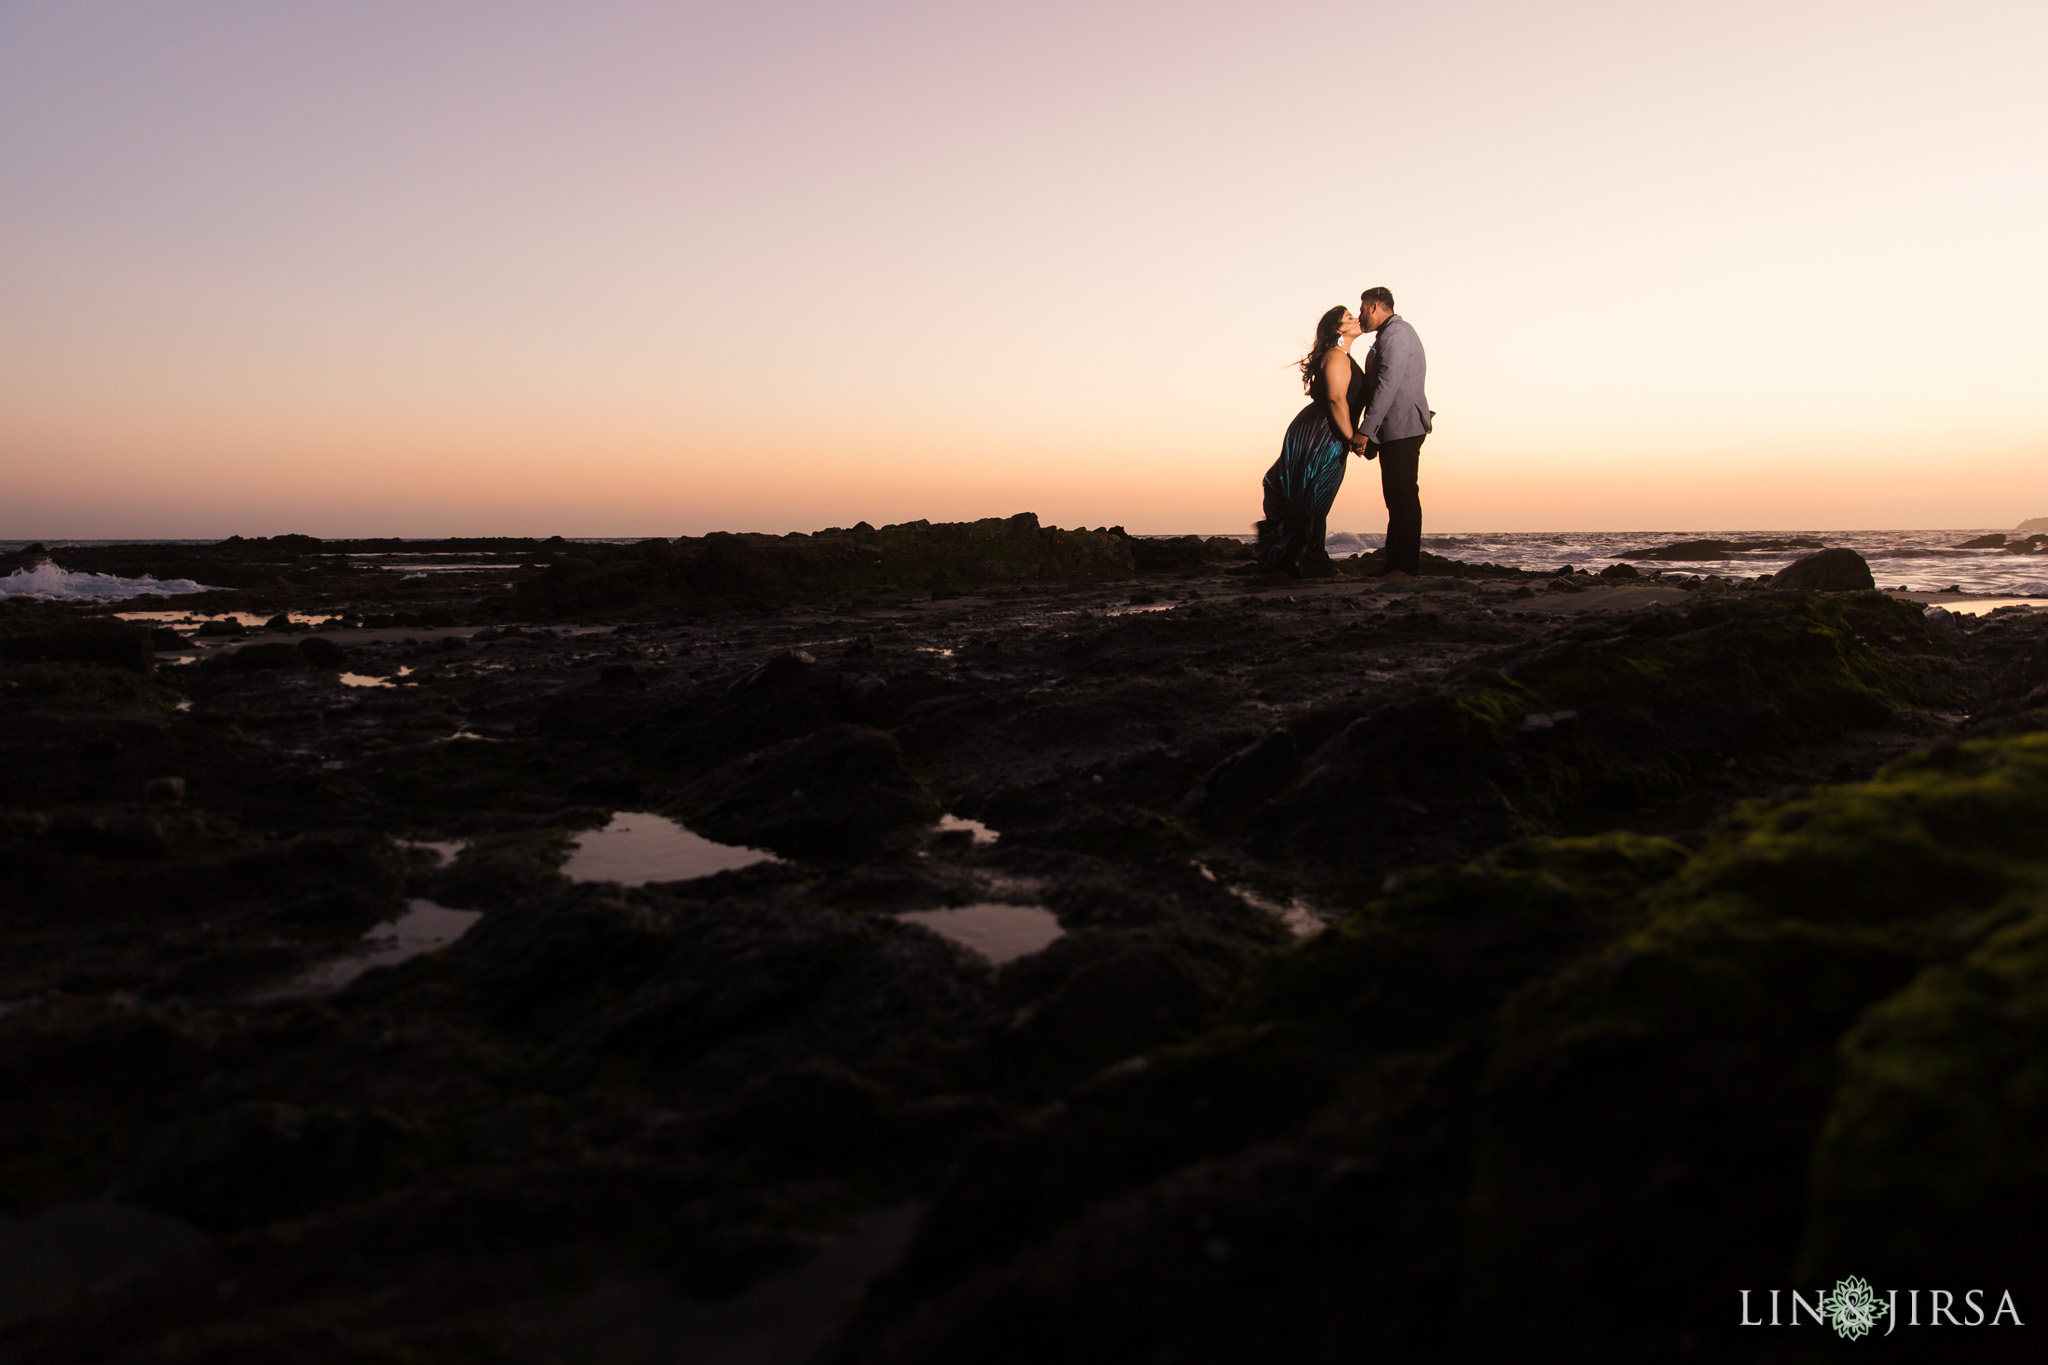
[8, 553, 2045, 1361]
[1469, 730, 2048, 1345]
[1790, 734, 2048, 1287]
[848, 732, 2048, 1363]
[1252, 592, 1967, 883]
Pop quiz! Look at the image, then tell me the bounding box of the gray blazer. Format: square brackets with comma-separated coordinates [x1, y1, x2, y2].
[1359, 314, 1433, 445]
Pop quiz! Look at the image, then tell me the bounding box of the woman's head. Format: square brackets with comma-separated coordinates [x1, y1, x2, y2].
[1299, 305, 1362, 390]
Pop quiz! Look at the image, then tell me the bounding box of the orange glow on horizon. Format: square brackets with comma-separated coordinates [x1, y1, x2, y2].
[2, 1, 2043, 539]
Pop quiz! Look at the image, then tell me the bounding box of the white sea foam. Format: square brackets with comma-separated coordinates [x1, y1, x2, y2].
[0, 560, 221, 603]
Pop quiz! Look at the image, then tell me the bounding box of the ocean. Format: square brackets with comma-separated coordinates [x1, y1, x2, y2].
[1318, 528, 2048, 596]
[2, 530, 2046, 603]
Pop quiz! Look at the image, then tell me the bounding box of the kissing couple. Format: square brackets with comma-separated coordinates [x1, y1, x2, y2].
[1254, 286, 1434, 580]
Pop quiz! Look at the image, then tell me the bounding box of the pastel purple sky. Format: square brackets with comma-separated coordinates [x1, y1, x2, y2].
[2, 0, 2043, 537]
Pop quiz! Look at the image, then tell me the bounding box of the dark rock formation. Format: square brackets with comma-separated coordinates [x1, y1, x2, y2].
[1966, 607, 2048, 724]
[1772, 547, 1876, 591]
[685, 724, 937, 859]
[225, 642, 305, 672]
[1181, 729, 1302, 820]
[1341, 547, 1524, 578]
[1614, 536, 1824, 561]
[125, 1101, 425, 1233]
[838, 733, 2048, 1361]
[1, 542, 2040, 1364]
[513, 514, 1137, 617]
[295, 635, 348, 669]
[1128, 535, 1253, 574]
[0, 624, 154, 675]
[1241, 593, 1955, 888]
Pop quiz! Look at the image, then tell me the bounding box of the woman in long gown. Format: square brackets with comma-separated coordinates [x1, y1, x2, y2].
[1255, 304, 1368, 576]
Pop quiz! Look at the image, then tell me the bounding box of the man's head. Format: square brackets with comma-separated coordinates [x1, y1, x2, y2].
[1359, 287, 1395, 331]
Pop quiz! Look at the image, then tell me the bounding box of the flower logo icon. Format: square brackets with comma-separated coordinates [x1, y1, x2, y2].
[1820, 1275, 1888, 1341]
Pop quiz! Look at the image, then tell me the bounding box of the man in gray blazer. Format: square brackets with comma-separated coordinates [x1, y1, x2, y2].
[1349, 287, 1434, 579]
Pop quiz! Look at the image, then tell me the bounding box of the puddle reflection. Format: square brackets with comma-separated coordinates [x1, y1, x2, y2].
[936, 813, 1000, 845]
[264, 898, 483, 998]
[400, 839, 467, 863]
[895, 903, 1063, 964]
[116, 609, 340, 627]
[1194, 862, 1325, 938]
[563, 811, 780, 885]
[339, 667, 412, 689]
[1937, 598, 2048, 616]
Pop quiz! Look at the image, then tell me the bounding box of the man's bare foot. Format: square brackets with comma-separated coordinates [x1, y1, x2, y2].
[1368, 569, 1418, 583]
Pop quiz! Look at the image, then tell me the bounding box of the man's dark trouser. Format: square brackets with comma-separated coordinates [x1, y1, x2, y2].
[1377, 434, 1426, 574]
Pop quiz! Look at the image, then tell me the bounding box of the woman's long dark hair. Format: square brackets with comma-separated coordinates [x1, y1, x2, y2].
[1298, 305, 1348, 393]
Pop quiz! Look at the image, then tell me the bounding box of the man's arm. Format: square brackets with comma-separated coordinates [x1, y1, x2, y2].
[1356, 320, 1416, 445]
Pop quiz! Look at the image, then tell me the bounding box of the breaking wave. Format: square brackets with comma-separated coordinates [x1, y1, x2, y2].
[0, 560, 222, 603]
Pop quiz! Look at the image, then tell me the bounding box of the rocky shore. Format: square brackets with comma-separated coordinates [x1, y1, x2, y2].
[4, 520, 2046, 1362]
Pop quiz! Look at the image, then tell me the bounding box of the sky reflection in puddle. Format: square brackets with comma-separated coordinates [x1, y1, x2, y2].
[936, 813, 999, 845]
[115, 609, 342, 627]
[1935, 598, 2048, 616]
[895, 903, 1063, 964]
[562, 811, 780, 885]
[262, 898, 483, 998]
[1194, 862, 1325, 938]
[339, 666, 412, 689]
[400, 839, 468, 863]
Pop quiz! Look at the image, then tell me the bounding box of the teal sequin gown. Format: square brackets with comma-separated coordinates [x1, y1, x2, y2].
[1255, 352, 1365, 576]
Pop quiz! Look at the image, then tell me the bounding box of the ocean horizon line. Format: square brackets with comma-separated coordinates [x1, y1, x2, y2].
[2, 524, 2038, 550]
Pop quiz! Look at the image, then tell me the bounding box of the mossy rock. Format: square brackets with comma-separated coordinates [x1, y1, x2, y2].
[1463, 733, 2048, 1342]
[1232, 832, 1687, 1047]
[854, 733, 2048, 1361]
[1258, 593, 1967, 876]
[1805, 900, 2048, 1293]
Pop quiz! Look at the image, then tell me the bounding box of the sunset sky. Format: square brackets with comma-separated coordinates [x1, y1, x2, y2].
[3, 0, 2044, 539]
